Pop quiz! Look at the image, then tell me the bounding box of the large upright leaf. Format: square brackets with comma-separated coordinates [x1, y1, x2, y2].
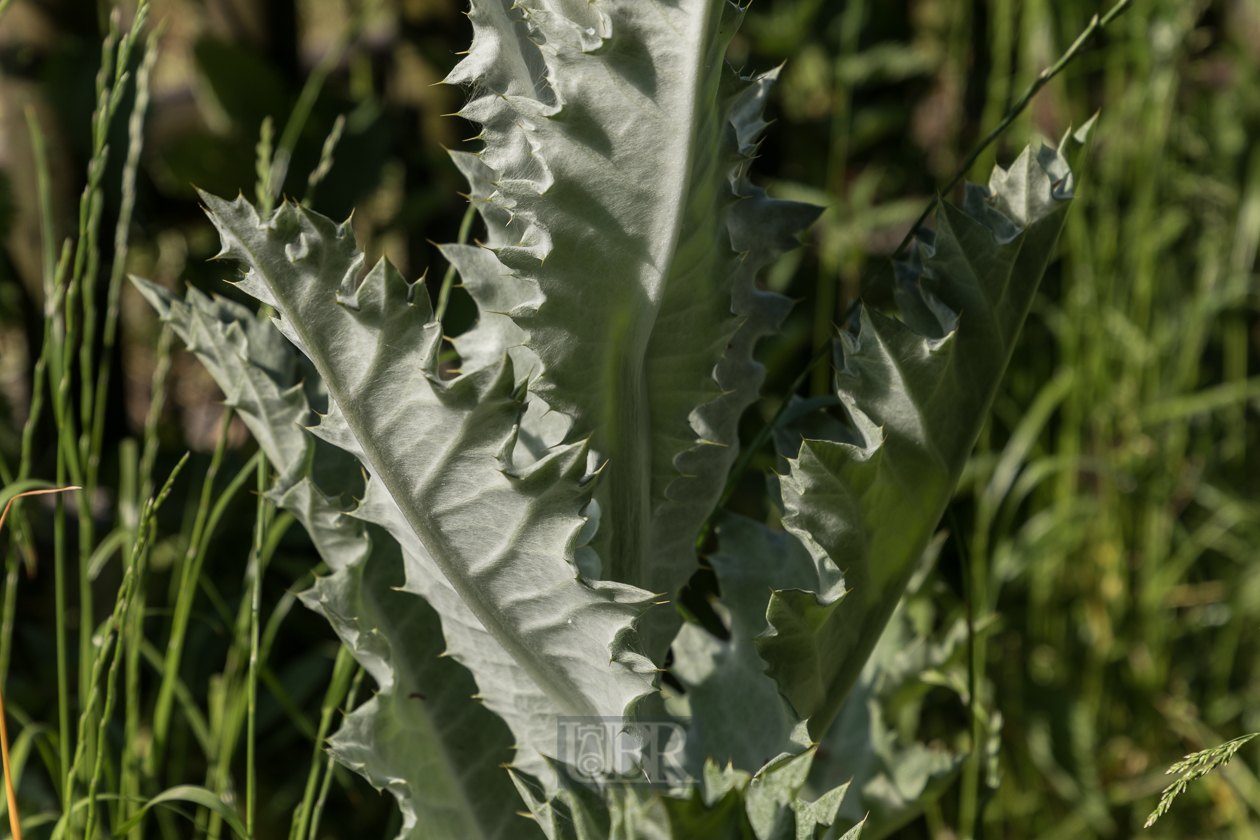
[197, 197, 657, 770]
[443, 0, 819, 657]
[150, 0, 824, 823]
[131, 282, 540, 839]
[757, 126, 1093, 738]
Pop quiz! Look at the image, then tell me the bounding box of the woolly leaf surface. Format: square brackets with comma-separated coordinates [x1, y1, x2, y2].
[130, 280, 534, 838]
[445, 0, 819, 657]
[193, 195, 659, 772]
[761, 128, 1092, 738]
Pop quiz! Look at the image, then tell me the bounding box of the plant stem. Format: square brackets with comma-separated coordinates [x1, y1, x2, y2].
[291, 647, 357, 840]
[810, 0, 864, 397]
[91, 14, 159, 497]
[307, 665, 363, 840]
[82, 566, 133, 840]
[303, 114, 346, 209]
[435, 205, 477, 323]
[893, 0, 1134, 258]
[268, 15, 362, 206]
[0, 487, 83, 840]
[245, 455, 270, 837]
[25, 106, 56, 301]
[0, 675, 18, 840]
[149, 412, 248, 775]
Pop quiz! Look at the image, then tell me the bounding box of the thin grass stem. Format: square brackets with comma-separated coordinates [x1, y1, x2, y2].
[0, 487, 81, 840]
[24, 106, 56, 301]
[0, 646, 20, 840]
[269, 22, 360, 203]
[893, 0, 1135, 258]
[307, 666, 364, 840]
[91, 17, 159, 496]
[84, 456, 185, 840]
[81, 568, 133, 840]
[435, 204, 477, 323]
[303, 114, 346, 209]
[290, 647, 357, 840]
[810, 0, 864, 397]
[149, 411, 242, 775]
[245, 456, 271, 837]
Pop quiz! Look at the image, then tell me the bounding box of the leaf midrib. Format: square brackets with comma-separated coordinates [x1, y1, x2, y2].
[602, 0, 728, 592]
[227, 228, 602, 721]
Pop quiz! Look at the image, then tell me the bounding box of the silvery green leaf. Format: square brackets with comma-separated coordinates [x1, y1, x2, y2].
[130, 280, 538, 839]
[444, 0, 819, 659]
[759, 128, 1091, 739]
[669, 514, 815, 774]
[196, 195, 658, 775]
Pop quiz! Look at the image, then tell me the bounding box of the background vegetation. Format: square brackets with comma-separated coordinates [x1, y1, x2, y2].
[0, 0, 1256, 837]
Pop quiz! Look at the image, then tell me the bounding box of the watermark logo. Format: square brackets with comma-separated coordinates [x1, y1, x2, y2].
[556, 717, 692, 787]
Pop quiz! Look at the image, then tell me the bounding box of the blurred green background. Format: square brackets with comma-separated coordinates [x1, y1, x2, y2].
[0, 0, 1256, 837]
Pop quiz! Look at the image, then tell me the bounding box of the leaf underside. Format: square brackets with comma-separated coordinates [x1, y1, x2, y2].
[131, 282, 535, 839]
[744, 127, 1091, 740]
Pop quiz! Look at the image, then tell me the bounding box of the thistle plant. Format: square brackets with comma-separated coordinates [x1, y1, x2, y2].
[129, 1, 1090, 838]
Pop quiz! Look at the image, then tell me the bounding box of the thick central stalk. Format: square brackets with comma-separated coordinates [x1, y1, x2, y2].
[589, 0, 728, 594]
[605, 326, 656, 586]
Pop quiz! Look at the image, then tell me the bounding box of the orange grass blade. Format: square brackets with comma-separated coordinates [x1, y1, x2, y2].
[0, 484, 79, 840]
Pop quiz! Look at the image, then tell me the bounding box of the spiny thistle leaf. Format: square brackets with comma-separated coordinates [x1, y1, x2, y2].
[129, 282, 539, 839]
[134, 0, 1098, 834]
[805, 536, 967, 839]
[756, 123, 1094, 740]
[196, 194, 659, 780]
[445, 0, 819, 659]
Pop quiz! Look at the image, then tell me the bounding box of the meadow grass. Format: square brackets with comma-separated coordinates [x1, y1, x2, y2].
[948, 1, 1260, 836]
[0, 5, 368, 838]
[750, 0, 1258, 836]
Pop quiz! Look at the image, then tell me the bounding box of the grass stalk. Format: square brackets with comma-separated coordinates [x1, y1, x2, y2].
[83, 456, 186, 840]
[307, 665, 363, 840]
[434, 204, 477, 324]
[0, 542, 18, 691]
[123, 327, 172, 840]
[809, 0, 863, 397]
[150, 411, 235, 765]
[91, 19, 159, 489]
[0, 671, 19, 840]
[266, 15, 361, 206]
[302, 114, 346, 210]
[893, 0, 1135, 257]
[205, 504, 295, 840]
[245, 456, 270, 837]
[0, 487, 82, 840]
[150, 418, 256, 776]
[80, 565, 133, 840]
[62, 586, 125, 835]
[25, 106, 56, 301]
[290, 646, 357, 840]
